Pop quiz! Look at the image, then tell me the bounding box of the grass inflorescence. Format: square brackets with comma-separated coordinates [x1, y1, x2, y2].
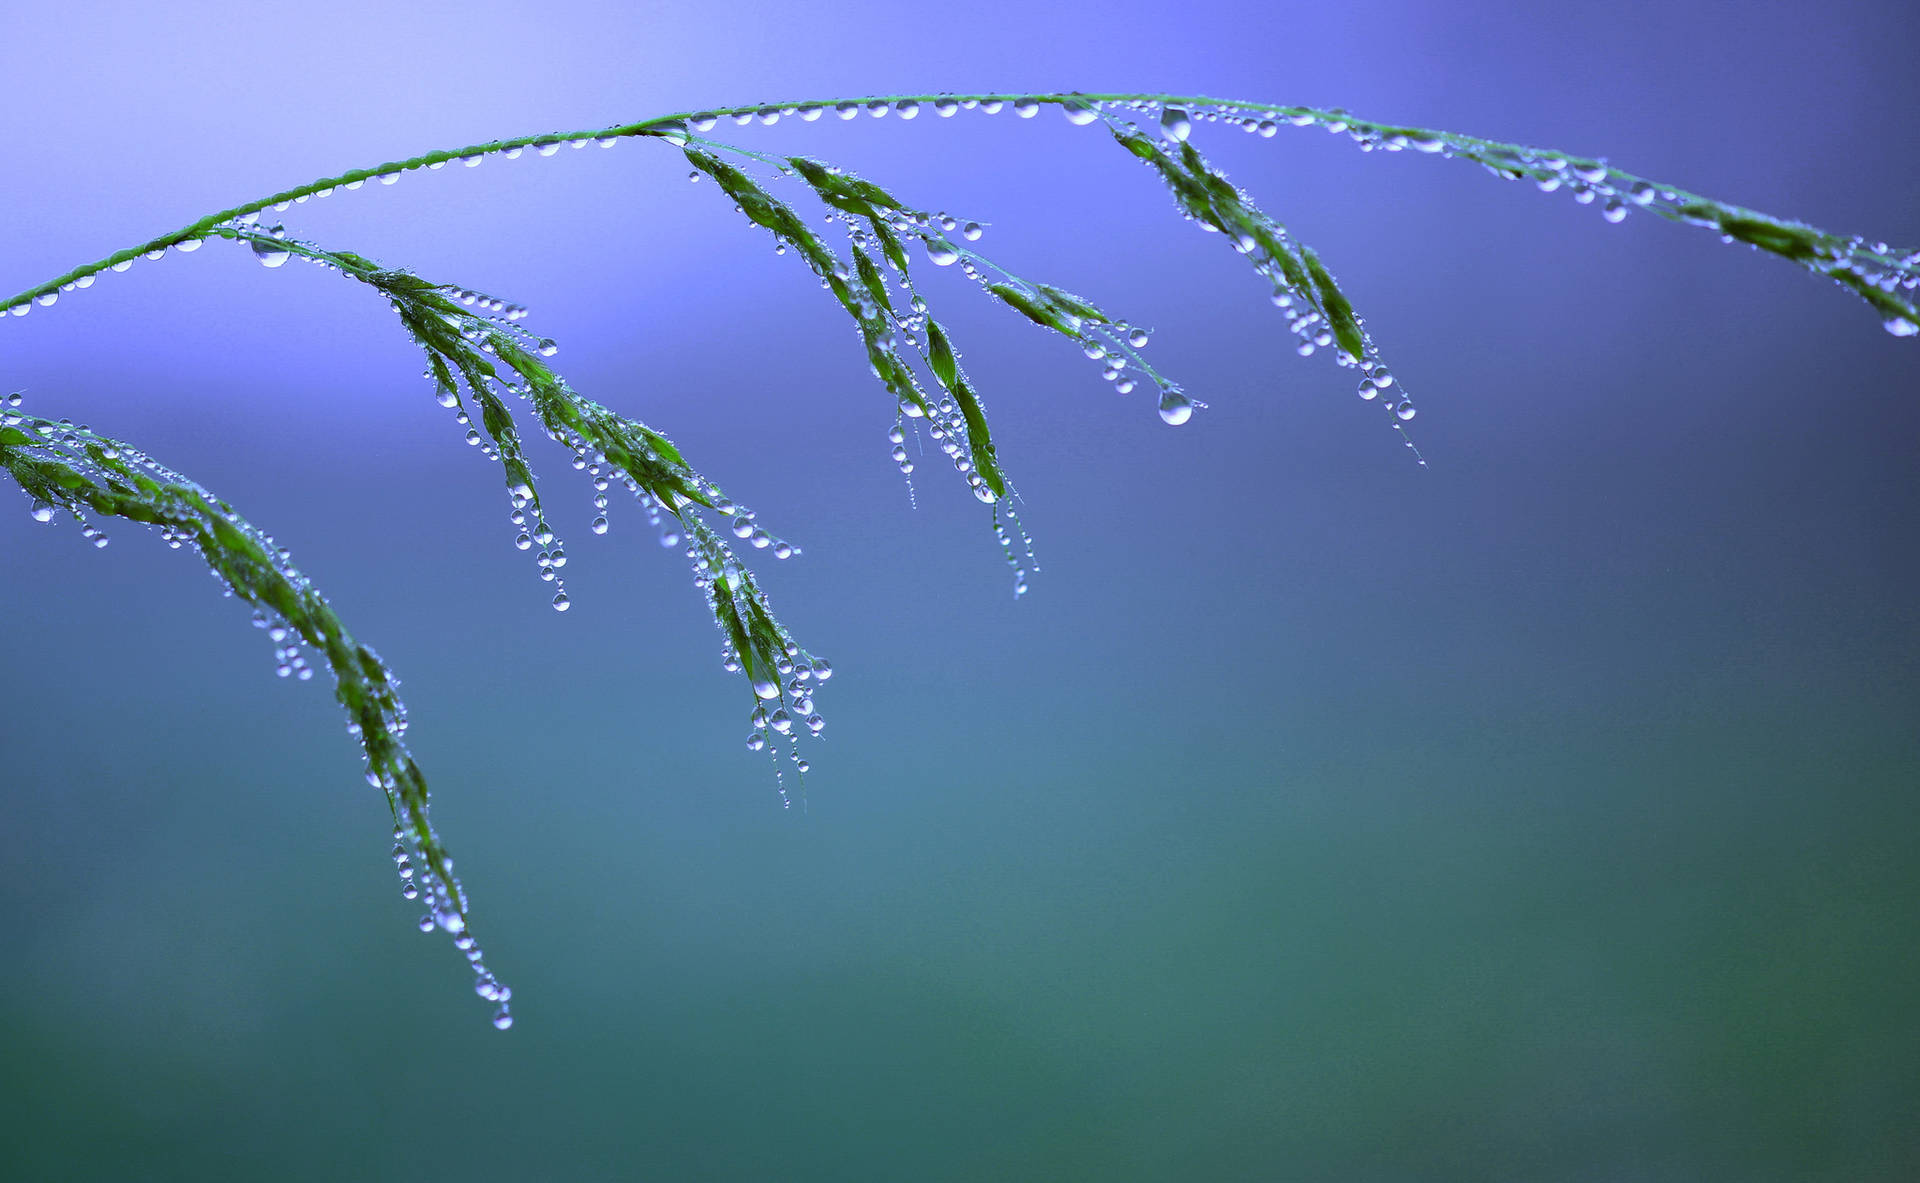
[4, 91, 1912, 1027]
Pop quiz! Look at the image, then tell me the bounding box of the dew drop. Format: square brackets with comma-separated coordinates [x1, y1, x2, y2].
[552, 592, 570, 612]
[1160, 108, 1192, 142]
[1394, 401, 1417, 421]
[649, 119, 690, 146]
[492, 1009, 514, 1030]
[590, 515, 608, 534]
[1157, 390, 1194, 425]
[1884, 315, 1919, 337]
[1014, 100, 1039, 118]
[1061, 100, 1099, 126]
[751, 676, 781, 700]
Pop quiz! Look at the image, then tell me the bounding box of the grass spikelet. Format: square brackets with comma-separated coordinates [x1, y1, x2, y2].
[0, 399, 514, 1027]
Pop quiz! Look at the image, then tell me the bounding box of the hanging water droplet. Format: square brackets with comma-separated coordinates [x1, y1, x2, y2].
[1394, 401, 1417, 421]
[649, 119, 690, 145]
[551, 592, 570, 612]
[537, 338, 558, 357]
[925, 241, 959, 266]
[492, 1009, 513, 1030]
[769, 709, 794, 734]
[1160, 108, 1192, 142]
[29, 502, 54, 523]
[590, 515, 608, 534]
[751, 676, 781, 700]
[1061, 100, 1099, 126]
[1014, 100, 1039, 118]
[895, 100, 920, 119]
[1884, 316, 1919, 337]
[1157, 389, 1194, 425]
[251, 235, 291, 265]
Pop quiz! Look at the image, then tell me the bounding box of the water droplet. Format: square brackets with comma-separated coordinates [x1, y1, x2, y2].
[752, 676, 781, 700]
[590, 515, 609, 534]
[746, 733, 767, 752]
[1014, 100, 1039, 118]
[1160, 108, 1192, 142]
[895, 100, 920, 119]
[29, 503, 54, 523]
[537, 338, 558, 357]
[552, 592, 570, 611]
[1884, 316, 1919, 337]
[1061, 100, 1099, 126]
[1394, 401, 1417, 421]
[769, 709, 793, 734]
[33, 292, 56, 307]
[812, 660, 833, 681]
[649, 119, 690, 145]
[925, 241, 959, 266]
[492, 1009, 513, 1030]
[1157, 390, 1194, 425]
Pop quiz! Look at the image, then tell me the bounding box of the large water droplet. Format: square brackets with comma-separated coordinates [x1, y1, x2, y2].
[1157, 390, 1194, 425]
[1061, 100, 1099, 126]
[751, 676, 781, 700]
[251, 238, 291, 268]
[1884, 315, 1919, 337]
[925, 241, 959, 266]
[649, 119, 690, 146]
[1160, 108, 1192, 142]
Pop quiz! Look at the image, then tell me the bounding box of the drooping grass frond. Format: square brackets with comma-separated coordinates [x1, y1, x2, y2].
[206, 219, 832, 804]
[0, 395, 514, 1028]
[4, 90, 1910, 1027]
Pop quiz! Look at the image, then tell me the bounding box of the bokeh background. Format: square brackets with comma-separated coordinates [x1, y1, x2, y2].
[3, 1, 1916, 1179]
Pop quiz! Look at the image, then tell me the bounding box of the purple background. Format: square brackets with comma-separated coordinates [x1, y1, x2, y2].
[3, 1, 1917, 1178]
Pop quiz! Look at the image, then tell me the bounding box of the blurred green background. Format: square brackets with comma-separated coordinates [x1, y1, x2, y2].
[2, 1, 1916, 1178]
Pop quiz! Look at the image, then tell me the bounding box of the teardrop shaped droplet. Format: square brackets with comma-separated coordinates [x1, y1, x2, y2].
[1157, 390, 1194, 425]
[251, 239, 291, 268]
[1160, 108, 1192, 142]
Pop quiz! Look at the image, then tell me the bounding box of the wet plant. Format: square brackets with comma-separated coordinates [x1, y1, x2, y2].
[4, 91, 1913, 1029]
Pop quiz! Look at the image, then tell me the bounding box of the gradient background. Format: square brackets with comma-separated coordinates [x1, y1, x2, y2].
[2, 1, 1916, 1179]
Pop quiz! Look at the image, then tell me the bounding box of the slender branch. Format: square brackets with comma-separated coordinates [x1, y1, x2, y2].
[8, 91, 1914, 334]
